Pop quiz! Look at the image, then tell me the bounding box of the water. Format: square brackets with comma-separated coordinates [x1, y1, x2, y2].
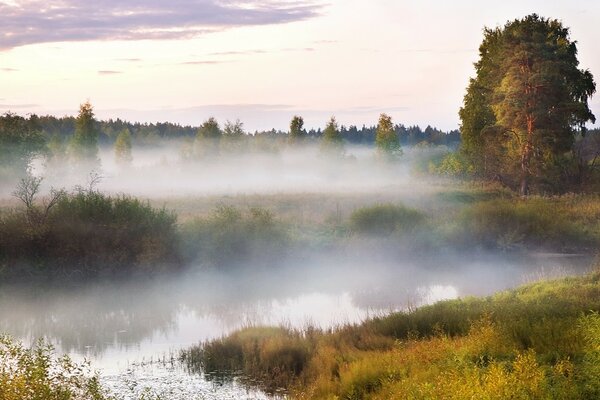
[0, 252, 592, 398]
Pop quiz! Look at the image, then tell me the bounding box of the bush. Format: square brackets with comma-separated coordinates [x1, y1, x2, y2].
[0, 183, 179, 278]
[179, 205, 290, 268]
[0, 335, 108, 400]
[458, 198, 595, 251]
[349, 204, 425, 236]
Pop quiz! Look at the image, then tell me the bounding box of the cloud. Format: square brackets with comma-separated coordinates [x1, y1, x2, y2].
[116, 58, 142, 62]
[205, 46, 315, 57]
[0, 1, 325, 50]
[180, 60, 230, 65]
[0, 67, 19, 72]
[0, 103, 40, 109]
[98, 70, 122, 75]
[207, 49, 268, 56]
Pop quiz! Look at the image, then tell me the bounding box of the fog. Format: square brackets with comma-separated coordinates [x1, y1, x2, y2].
[29, 143, 445, 198]
[2, 142, 595, 398]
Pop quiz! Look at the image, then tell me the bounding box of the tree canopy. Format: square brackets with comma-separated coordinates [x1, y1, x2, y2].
[114, 128, 133, 166]
[320, 116, 344, 155]
[70, 101, 100, 166]
[375, 113, 402, 160]
[289, 116, 305, 143]
[0, 113, 45, 182]
[459, 14, 596, 195]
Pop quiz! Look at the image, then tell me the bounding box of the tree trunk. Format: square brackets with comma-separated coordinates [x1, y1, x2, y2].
[520, 115, 535, 197]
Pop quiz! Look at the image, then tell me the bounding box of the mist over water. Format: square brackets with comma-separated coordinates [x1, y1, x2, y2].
[2, 143, 595, 398]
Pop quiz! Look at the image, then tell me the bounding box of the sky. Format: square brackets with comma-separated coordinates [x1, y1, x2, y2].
[1, 0, 599, 131]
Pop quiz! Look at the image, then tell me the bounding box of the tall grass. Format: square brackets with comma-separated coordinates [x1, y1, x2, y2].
[184, 269, 600, 399]
[457, 197, 600, 251]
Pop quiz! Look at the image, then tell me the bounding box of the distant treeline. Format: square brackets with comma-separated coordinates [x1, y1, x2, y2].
[18, 113, 461, 147]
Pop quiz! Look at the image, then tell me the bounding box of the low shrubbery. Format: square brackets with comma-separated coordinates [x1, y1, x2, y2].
[349, 204, 425, 236]
[0, 177, 179, 278]
[457, 197, 600, 251]
[179, 205, 291, 268]
[184, 270, 600, 398]
[0, 335, 109, 400]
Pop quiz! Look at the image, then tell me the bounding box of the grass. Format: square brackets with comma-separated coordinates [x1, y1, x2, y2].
[184, 268, 600, 399]
[1, 182, 599, 277]
[455, 196, 600, 251]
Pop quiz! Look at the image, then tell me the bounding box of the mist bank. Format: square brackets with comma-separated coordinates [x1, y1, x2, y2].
[1, 178, 598, 280]
[26, 143, 449, 198]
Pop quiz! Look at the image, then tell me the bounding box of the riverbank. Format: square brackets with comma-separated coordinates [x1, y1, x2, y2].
[185, 264, 600, 399]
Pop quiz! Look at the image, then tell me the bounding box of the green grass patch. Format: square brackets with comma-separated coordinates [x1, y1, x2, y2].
[185, 268, 600, 399]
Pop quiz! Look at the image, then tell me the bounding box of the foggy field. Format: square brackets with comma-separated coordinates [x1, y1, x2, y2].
[2, 3, 600, 398]
[1, 140, 599, 399]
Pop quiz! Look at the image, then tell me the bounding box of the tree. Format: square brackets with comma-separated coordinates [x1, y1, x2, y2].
[320, 116, 344, 155]
[0, 112, 45, 182]
[222, 119, 245, 152]
[460, 14, 596, 195]
[223, 119, 245, 138]
[70, 101, 100, 165]
[289, 116, 305, 143]
[375, 113, 401, 160]
[195, 117, 222, 157]
[114, 128, 133, 166]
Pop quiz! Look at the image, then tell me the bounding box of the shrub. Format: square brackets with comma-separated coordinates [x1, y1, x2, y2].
[0, 184, 179, 278]
[349, 204, 425, 236]
[0, 335, 108, 400]
[458, 198, 595, 250]
[179, 205, 290, 268]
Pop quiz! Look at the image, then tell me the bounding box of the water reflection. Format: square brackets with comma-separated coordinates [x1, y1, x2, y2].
[0, 251, 592, 376]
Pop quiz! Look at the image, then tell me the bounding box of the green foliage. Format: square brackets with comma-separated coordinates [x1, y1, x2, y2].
[320, 116, 344, 155]
[375, 113, 402, 160]
[457, 197, 598, 251]
[289, 116, 305, 143]
[187, 271, 600, 399]
[579, 312, 600, 397]
[114, 128, 133, 166]
[221, 119, 246, 152]
[0, 335, 109, 400]
[195, 117, 222, 157]
[431, 151, 473, 177]
[70, 102, 100, 165]
[460, 14, 596, 195]
[349, 204, 425, 236]
[179, 205, 290, 268]
[0, 112, 45, 183]
[0, 182, 179, 278]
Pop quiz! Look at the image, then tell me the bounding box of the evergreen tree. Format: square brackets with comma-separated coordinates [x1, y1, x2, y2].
[460, 14, 596, 194]
[70, 101, 100, 165]
[320, 116, 344, 155]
